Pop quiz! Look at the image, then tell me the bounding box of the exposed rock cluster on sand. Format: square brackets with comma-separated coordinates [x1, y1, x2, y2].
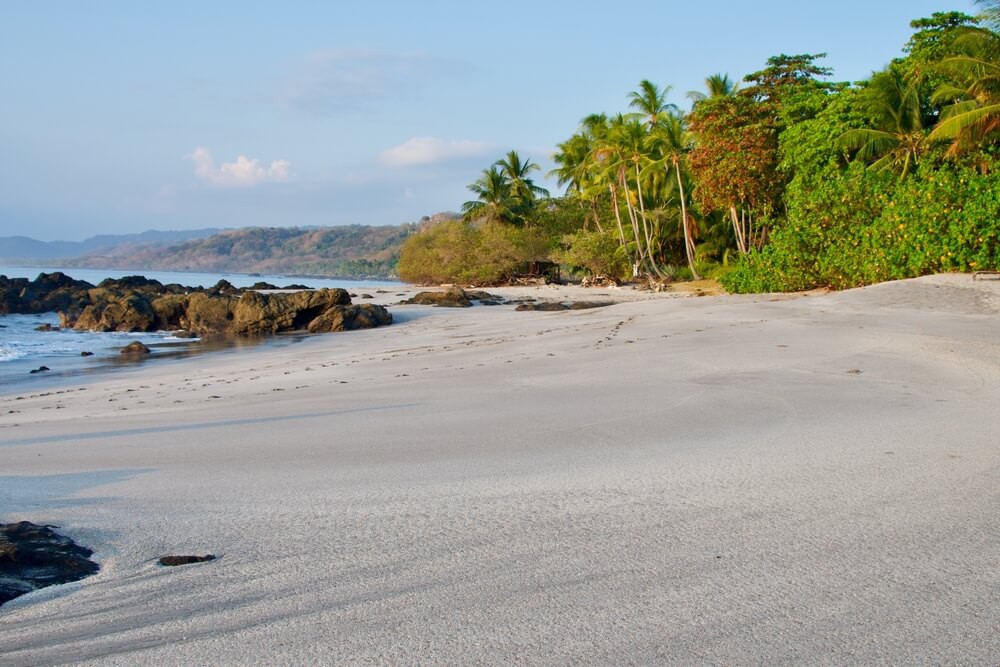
[402, 286, 501, 308]
[0, 522, 100, 607]
[0, 272, 391, 335]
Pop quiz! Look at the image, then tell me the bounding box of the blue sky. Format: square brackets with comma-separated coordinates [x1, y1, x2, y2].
[0, 0, 979, 241]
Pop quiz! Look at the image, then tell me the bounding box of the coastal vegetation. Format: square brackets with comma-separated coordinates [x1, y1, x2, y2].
[399, 4, 1000, 291]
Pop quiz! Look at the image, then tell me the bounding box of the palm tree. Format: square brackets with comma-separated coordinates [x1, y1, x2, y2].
[929, 24, 1000, 155]
[551, 131, 605, 232]
[495, 150, 549, 208]
[461, 166, 516, 224]
[976, 0, 999, 30]
[839, 69, 926, 177]
[646, 112, 700, 278]
[628, 80, 677, 127]
[686, 73, 740, 105]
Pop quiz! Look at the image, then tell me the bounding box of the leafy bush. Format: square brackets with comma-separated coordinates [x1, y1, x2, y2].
[397, 220, 551, 285]
[555, 229, 630, 281]
[721, 159, 1000, 293]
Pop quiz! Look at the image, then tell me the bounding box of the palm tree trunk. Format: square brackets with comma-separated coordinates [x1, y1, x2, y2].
[609, 185, 626, 247]
[672, 158, 700, 280]
[619, 170, 645, 277]
[590, 199, 604, 234]
[634, 163, 665, 278]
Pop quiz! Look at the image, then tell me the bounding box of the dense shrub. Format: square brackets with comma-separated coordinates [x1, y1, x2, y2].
[397, 220, 550, 285]
[721, 160, 1000, 293]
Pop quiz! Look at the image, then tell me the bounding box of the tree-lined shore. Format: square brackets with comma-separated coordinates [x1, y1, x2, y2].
[400, 3, 1000, 291]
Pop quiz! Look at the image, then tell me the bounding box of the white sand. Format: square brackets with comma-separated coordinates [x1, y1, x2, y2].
[1, 274, 998, 665]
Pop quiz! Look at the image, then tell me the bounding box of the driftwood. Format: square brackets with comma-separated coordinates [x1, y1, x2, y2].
[581, 275, 618, 288]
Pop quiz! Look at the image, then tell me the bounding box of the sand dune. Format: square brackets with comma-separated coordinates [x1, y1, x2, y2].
[1, 274, 998, 664]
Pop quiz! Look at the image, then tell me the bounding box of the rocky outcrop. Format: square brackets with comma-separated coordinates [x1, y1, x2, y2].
[3, 272, 392, 336]
[61, 286, 391, 336]
[0, 522, 100, 607]
[0, 272, 94, 315]
[402, 287, 502, 308]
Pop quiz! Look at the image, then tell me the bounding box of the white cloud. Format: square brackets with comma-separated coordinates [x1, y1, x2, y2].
[188, 147, 291, 187]
[379, 137, 493, 167]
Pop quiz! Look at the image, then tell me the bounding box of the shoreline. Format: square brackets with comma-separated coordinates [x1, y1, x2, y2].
[1, 274, 998, 663]
[0, 280, 705, 395]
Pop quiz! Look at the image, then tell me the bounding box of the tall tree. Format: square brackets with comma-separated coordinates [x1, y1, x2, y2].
[977, 0, 1000, 30]
[839, 68, 926, 178]
[461, 166, 516, 224]
[929, 22, 1000, 156]
[628, 80, 676, 127]
[688, 95, 782, 254]
[687, 73, 739, 105]
[495, 150, 549, 208]
[742, 53, 835, 127]
[646, 112, 699, 278]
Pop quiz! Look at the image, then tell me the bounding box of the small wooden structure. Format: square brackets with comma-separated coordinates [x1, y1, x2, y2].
[513, 260, 561, 284]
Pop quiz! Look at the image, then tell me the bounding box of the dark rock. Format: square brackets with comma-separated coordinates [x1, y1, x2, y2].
[465, 290, 501, 302]
[360, 293, 374, 299]
[404, 287, 473, 308]
[29, 366, 50, 373]
[35, 323, 60, 332]
[209, 279, 239, 295]
[516, 301, 614, 312]
[98, 275, 164, 291]
[249, 281, 280, 290]
[3, 272, 390, 337]
[0, 522, 100, 607]
[120, 341, 151, 355]
[516, 302, 568, 312]
[307, 303, 392, 333]
[282, 284, 312, 290]
[569, 301, 614, 310]
[65, 288, 158, 332]
[158, 554, 216, 567]
[1, 272, 94, 315]
[479, 299, 502, 306]
[80, 351, 94, 357]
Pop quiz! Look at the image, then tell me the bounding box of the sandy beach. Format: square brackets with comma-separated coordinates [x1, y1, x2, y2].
[1, 274, 998, 664]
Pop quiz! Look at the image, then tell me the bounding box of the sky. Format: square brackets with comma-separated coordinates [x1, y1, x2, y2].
[0, 0, 981, 241]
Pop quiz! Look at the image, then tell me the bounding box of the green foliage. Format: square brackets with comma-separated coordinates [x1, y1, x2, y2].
[722, 160, 1000, 292]
[397, 220, 550, 285]
[463, 151, 548, 226]
[555, 229, 631, 280]
[688, 95, 783, 222]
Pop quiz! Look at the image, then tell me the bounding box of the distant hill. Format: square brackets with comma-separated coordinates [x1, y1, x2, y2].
[2, 216, 462, 280]
[0, 228, 224, 261]
[60, 224, 417, 279]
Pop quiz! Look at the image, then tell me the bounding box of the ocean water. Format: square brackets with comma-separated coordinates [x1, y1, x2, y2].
[0, 265, 403, 390]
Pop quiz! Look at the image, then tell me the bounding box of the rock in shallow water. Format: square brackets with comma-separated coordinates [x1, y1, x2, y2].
[0, 522, 99, 606]
[120, 341, 151, 355]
